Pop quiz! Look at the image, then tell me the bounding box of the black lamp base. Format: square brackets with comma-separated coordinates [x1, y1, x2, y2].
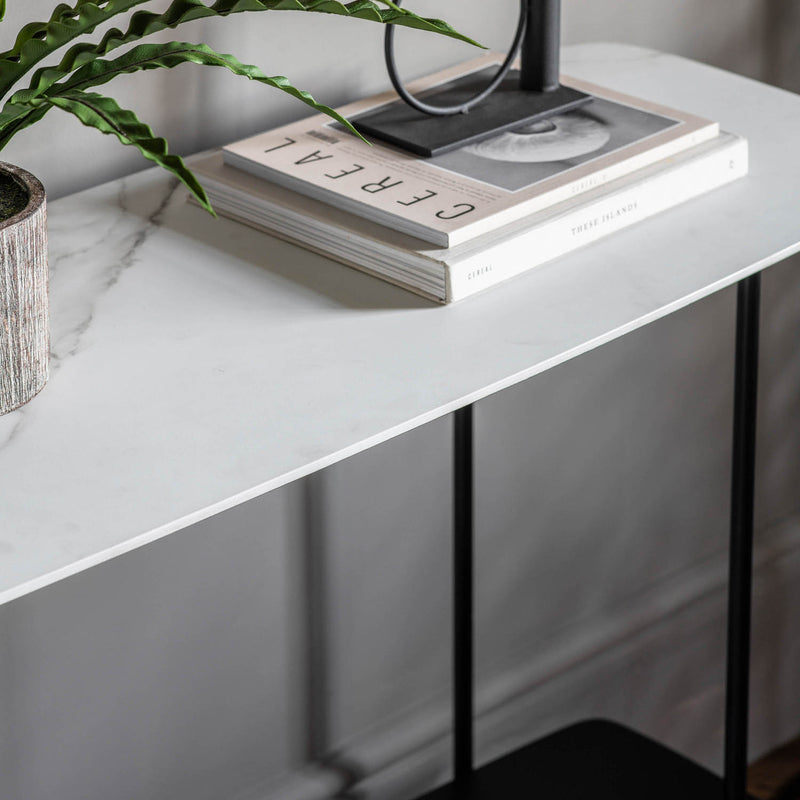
[352, 69, 592, 158]
[413, 720, 755, 800]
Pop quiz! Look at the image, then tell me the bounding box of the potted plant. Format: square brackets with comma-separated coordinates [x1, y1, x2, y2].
[0, 0, 474, 414]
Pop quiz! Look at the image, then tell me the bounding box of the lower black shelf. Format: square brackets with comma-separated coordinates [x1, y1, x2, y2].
[414, 719, 753, 799]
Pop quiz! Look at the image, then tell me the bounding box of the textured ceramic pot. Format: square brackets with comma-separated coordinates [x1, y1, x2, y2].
[0, 162, 48, 415]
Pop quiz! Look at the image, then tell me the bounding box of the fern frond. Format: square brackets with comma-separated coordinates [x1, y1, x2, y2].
[35, 89, 215, 213]
[0, 41, 365, 150]
[62, 42, 359, 134]
[0, 0, 480, 101]
[0, 104, 48, 151]
[0, 1, 150, 98]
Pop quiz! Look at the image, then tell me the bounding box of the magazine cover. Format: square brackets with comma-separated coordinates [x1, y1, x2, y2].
[223, 54, 718, 247]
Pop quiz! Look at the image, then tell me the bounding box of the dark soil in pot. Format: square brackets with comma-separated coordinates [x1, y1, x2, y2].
[0, 171, 30, 221]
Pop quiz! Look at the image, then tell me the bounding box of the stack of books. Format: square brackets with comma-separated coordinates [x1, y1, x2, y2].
[191, 54, 747, 304]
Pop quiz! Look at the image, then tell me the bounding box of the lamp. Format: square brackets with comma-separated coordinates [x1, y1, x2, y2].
[353, 0, 593, 157]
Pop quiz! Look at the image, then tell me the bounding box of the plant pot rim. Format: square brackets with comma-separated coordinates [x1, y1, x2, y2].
[0, 161, 46, 231]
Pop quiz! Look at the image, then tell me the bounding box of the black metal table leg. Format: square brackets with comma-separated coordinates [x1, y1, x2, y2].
[453, 405, 475, 789]
[414, 275, 762, 800]
[724, 272, 762, 800]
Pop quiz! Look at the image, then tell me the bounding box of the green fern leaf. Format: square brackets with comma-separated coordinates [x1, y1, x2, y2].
[0, 104, 49, 151]
[0, 0, 479, 101]
[35, 89, 215, 213]
[0, 0, 6, 22]
[0, 1, 151, 98]
[0, 0, 480, 155]
[57, 42, 360, 134]
[0, 41, 365, 152]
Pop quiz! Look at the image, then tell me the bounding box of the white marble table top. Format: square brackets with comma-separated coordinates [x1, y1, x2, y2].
[1, 43, 799, 605]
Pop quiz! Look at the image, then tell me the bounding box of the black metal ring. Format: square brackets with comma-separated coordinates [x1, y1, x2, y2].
[385, 0, 528, 116]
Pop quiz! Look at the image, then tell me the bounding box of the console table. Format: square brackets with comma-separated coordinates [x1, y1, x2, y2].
[1, 43, 799, 799]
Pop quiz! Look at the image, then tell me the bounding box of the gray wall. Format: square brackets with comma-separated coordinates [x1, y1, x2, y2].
[2, 3, 800, 800]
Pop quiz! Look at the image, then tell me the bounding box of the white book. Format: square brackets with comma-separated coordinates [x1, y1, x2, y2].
[222, 54, 719, 248]
[192, 132, 748, 304]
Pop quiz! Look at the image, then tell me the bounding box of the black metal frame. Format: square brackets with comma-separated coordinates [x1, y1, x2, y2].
[724, 273, 761, 800]
[352, 0, 593, 157]
[445, 274, 761, 796]
[453, 405, 475, 787]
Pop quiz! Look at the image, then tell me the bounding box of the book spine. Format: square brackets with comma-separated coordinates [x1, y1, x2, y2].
[447, 138, 748, 302]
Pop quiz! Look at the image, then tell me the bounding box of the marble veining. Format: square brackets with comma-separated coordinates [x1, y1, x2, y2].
[1, 44, 800, 605]
[0, 179, 181, 452]
[48, 178, 178, 365]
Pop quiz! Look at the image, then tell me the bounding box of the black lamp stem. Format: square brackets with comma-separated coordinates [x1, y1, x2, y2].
[521, 0, 561, 92]
[357, 0, 589, 156]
